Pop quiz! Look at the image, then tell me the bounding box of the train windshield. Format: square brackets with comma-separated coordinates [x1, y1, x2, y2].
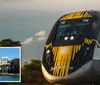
[56, 19, 92, 38]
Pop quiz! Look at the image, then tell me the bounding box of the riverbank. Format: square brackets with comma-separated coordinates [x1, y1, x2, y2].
[0, 73, 19, 76]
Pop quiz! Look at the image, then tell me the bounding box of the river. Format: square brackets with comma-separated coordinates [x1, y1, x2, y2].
[0, 75, 20, 82]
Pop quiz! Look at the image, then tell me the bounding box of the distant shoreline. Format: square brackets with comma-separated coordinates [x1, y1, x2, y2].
[0, 73, 19, 76]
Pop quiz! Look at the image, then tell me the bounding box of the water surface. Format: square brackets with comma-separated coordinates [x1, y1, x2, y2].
[0, 75, 20, 82]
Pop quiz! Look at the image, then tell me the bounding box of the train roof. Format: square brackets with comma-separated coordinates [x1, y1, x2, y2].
[59, 10, 100, 21]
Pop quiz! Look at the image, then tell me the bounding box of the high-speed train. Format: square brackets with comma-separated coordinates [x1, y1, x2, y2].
[41, 10, 100, 84]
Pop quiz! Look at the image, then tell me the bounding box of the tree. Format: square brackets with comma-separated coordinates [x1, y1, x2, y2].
[21, 59, 54, 85]
[9, 58, 19, 74]
[0, 39, 21, 46]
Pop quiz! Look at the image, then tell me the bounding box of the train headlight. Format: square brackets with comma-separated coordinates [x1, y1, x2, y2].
[86, 47, 89, 50]
[70, 36, 74, 40]
[83, 47, 89, 56]
[46, 50, 50, 54]
[64, 36, 68, 40]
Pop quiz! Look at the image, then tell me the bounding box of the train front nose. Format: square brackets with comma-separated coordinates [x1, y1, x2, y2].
[42, 45, 83, 83]
[42, 38, 98, 83]
[42, 46, 74, 83]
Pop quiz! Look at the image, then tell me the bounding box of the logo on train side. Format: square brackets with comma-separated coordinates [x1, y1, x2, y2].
[60, 11, 92, 21]
[50, 66, 74, 71]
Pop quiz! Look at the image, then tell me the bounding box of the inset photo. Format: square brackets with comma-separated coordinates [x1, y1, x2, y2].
[0, 47, 21, 82]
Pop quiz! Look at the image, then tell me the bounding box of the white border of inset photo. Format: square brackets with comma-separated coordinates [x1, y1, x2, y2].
[0, 47, 21, 82]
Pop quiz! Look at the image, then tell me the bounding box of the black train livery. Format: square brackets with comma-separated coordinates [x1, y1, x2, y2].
[41, 10, 100, 84]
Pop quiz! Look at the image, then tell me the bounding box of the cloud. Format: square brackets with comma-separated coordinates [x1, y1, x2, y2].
[21, 37, 33, 45]
[34, 30, 47, 41]
[0, 0, 99, 12]
[21, 30, 46, 45]
[36, 36, 46, 41]
[34, 31, 46, 37]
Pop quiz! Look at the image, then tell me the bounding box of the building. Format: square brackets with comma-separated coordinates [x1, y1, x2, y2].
[0, 56, 10, 65]
[0, 56, 11, 73]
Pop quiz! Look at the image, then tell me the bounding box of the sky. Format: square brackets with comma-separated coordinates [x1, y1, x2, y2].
[0, 0, 99, 65]
[0, 47, 20, 60]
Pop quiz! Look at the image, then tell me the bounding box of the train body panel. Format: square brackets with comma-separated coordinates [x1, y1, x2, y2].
[42, 10, 100, 84]
[42, 59, 100, 83]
